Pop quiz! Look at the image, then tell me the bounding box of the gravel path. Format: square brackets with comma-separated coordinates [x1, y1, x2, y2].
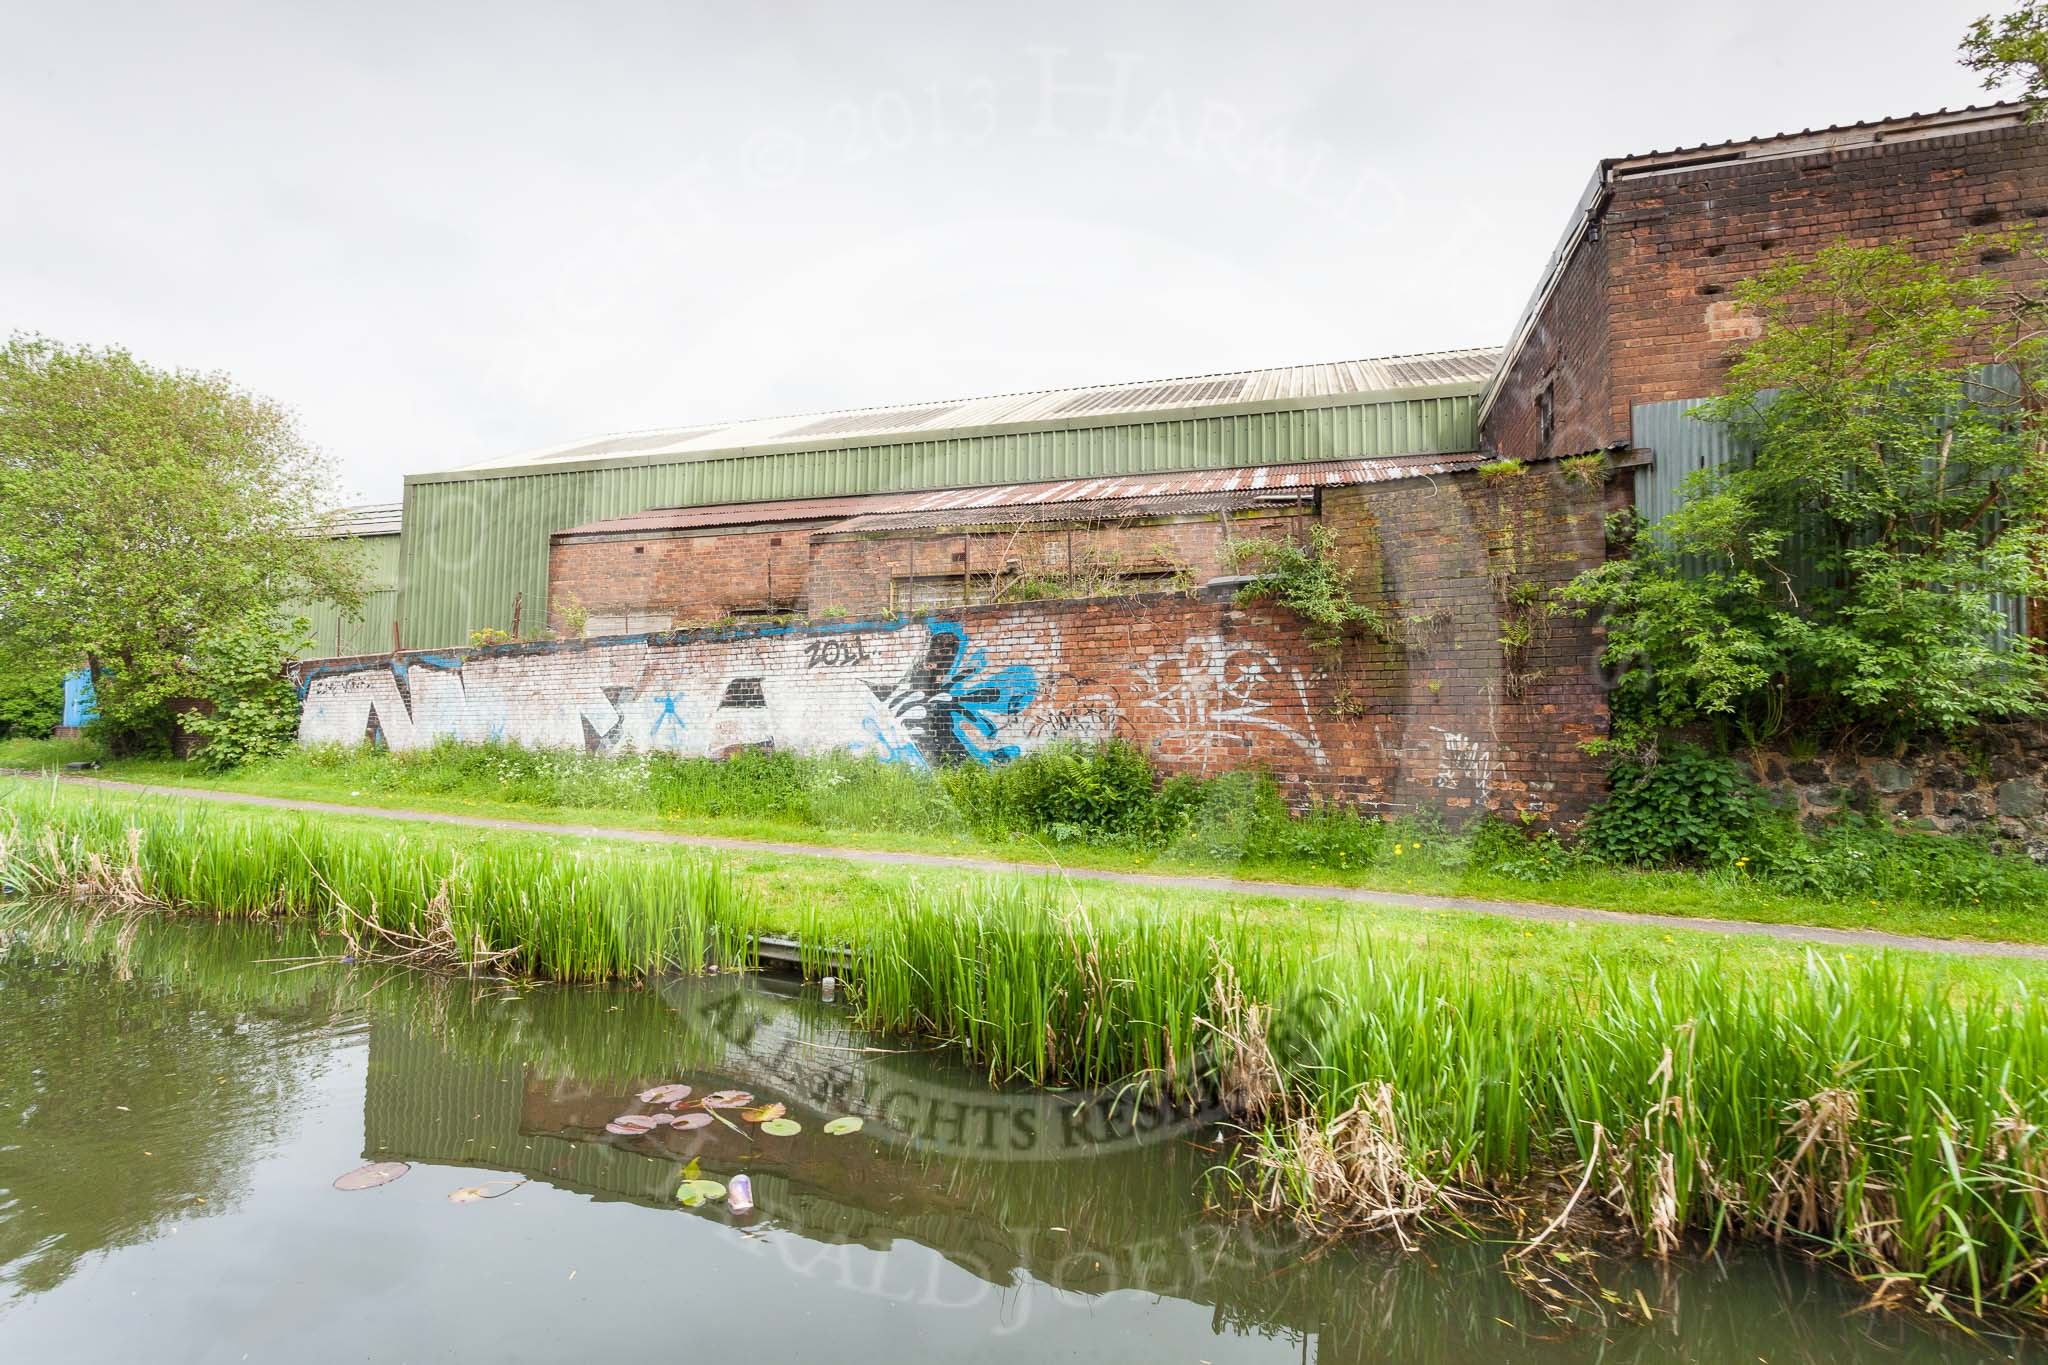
[14, 772, 2048, 963]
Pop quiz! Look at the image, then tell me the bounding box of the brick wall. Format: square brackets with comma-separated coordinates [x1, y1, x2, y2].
[1483, 118, 2048, 458]
[296, 462, 1610, 826]
[1485, 228, 1617, 460]
[1320, 458, 1610, 820]
[801, 511, 1301, 616]
[547, 525, 818, 630]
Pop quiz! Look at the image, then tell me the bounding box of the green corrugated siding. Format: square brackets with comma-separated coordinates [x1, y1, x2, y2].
[1631, 389, 2028, 643]
[396, 394, 1478, 650]
[295, 533, 402, 659]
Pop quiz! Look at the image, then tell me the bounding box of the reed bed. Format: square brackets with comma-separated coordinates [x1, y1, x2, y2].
[0, 788, 755, 981]
[8, 787, 2048, 1320]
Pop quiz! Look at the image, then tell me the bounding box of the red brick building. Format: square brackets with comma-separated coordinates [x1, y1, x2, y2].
[1479, 103, 2048, 462]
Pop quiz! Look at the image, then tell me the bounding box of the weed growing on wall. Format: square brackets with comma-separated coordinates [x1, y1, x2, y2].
[1227, 525, 1392, 648]
[1578, 745, 1773, 868]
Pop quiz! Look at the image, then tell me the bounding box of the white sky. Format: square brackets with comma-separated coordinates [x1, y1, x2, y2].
[0, 0, 2005, 503]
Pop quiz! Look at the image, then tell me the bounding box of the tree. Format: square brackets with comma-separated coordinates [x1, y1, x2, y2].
[0, 654, 65, 739]
[1562, 238, 2048, 754]
[0, 336, 364, 752]
[1964, 2, 2048, 116]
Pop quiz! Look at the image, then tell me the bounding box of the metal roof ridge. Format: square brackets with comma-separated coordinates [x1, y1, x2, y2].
[444, 347, 1503, 474]
[1608, 101, 2026, 170]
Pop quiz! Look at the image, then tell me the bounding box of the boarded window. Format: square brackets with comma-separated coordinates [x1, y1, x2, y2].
[892, 575, 969, 612]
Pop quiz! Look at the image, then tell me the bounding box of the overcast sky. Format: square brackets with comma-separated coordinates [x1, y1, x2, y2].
[1, 0, 2006, 503]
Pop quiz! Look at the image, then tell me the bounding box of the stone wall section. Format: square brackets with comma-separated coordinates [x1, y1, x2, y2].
[1749, 724, 2048, 859]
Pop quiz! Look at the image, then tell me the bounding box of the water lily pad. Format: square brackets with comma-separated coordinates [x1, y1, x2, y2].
[606, 1114, 659, 1136]
[739, 1102, 786, 1125]
[670, 1112, 713, 1131]
[645, 1112, 678, 1126]
[448, 1179, 525, 1203]
[675, 1179, 727, 1208]
[701, 1090, 754, 1110]
[822, 1117, 864, 1136]
[638, 1083, 692, 1105]
[758, 1118, 801, 1137]
[333, 1161, 410, 1191]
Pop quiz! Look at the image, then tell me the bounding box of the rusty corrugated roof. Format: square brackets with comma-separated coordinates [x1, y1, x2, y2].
[552, 495, 897, 536]
[824, 490, 1306, 534]
[554, 453, 1486, 539]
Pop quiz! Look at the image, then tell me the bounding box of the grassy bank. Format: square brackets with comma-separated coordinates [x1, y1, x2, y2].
[55, 737, 2048, 945]
[7, 785, 2048, 1318]
[7, 786, 2048, 1321]
[0, 735, 100, 769]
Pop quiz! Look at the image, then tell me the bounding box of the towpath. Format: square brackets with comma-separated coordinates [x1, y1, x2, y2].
[12, 772, 2048, 963]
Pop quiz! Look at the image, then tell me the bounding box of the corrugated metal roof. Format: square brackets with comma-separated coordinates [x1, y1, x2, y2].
[455, 349, 1500, 476]
[555, 453, 1485, 539]
[307, 503, 403, 537]
[554, 494, 900, 536]
[1608, 102, 2024, 176]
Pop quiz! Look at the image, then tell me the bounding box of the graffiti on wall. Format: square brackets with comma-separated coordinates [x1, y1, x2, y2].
[1023, 673, 1124, 744]
[296, 622, 1039, 769]
[294, 614, 1337, 776]
[1132, 635, 1326, 771]
[1431, 725, 1506, 805]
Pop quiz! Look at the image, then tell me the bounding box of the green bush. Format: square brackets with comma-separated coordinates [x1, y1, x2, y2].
[940, 741, 1177, 846]
[0, 659, 64, 740]
[1579, 745, 1770, 867]
[1756, 815, 2048, 911]
[1171, 771, 1385, 869]
[181, 612, 313, 771]
[800, 752, 965, 835]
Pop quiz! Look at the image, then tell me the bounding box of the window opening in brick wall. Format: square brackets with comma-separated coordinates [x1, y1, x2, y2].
[893, 575, 968, 612]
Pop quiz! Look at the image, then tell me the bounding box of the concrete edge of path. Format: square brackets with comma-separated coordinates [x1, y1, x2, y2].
[8, 771, 2048, 964]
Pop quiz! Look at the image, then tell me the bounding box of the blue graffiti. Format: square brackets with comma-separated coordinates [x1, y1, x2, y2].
[918, 622, 1037, 764]
[650, 692, 687, 745]
[855, 713, 928, 768]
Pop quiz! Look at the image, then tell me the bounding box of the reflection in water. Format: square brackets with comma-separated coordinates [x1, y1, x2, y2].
[0, 934, 329, 1301]
[0, 913, 2031, 1362]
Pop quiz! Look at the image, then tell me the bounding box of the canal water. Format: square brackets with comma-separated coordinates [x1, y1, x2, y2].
[0, 915, 2033, 1364]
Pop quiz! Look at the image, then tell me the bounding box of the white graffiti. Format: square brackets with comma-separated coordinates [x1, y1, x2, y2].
[1431, 726, 1506, 803]
[1131, 635, 1325, 771]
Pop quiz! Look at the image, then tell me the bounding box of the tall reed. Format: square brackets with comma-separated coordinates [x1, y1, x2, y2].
[0, 788, 752, 981]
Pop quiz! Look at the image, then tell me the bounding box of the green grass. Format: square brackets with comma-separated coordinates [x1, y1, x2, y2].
[0, 735, 102, 770]
[9, 782, 2048, 1317]
[81, 739, 2048, 947]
